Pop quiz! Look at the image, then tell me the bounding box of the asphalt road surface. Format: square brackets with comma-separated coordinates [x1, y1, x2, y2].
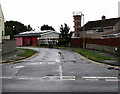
[1, 47, 119, 93]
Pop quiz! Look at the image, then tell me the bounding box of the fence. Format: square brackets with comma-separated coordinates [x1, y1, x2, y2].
[70, 38, 120, 54]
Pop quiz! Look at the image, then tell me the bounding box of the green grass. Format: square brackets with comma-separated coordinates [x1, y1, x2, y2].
[17, 48, 37, 57]
[54, 47, 112, 61]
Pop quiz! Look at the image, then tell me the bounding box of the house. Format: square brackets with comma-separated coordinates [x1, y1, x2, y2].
[15, 30, 59, 46]
[0, 4, 5, 43]
[0, 4, 16, 55]
[39, 30, 59, 46]
[78, 16, 120, 38]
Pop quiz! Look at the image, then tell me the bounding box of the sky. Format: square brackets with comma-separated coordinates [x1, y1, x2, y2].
[0, 0, 120, 32]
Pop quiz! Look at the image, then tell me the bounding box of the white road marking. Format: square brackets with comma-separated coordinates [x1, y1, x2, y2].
[0, 77, 12, 79]
[82, 76, 118, 79]
[56, 59, 60, 63]
[85, 79, 99, 81]
[13, 65, 24, 69]
[18, 77, 28, 80]
[59, 65, 75, 80]
[62, 76, 75, 80]
[105, 79, 120, 81]
[59, 65, 63, 80]
[82, 76, 119, 81]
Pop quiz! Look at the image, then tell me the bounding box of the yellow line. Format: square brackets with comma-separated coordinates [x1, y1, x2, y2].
[76, 53, 120, 68]
[1, 53, 38, 65]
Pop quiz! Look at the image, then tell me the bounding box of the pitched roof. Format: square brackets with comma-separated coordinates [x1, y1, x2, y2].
[15, 30, 59, 37]
[80, 17, 120, 31]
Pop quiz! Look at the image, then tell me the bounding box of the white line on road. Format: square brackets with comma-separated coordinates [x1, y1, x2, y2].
[59, 65, 63, 80]
[0, 77, 12, 79]
[85, 79, 99, 81]
[82, 76, 119, 81]
[56, 59, 60, 63]
[105, 79, 120, 81]
[82, 76, 118, 79]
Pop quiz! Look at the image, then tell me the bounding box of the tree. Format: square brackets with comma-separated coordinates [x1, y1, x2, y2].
[59, 23, 73, 46]
[27, 24, 33, 31]
[40, 24, 55, 31]
[5, 21, 32, 39]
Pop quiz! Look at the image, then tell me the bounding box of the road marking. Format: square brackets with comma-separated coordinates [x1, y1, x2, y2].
[56, 59, 60, 63]
[82, 76, 118, 79]
[82, 76, 119, 81]
[59, 65, 75, 80]
[0, 77, 12, 79]
[13, 65, 24, 69]
[59, 65, 63, 80]
[105, 79, 120, 81]
[85, 79, 99, 81]
[62, 76, 75, 80]
[18, 77, 28, 80]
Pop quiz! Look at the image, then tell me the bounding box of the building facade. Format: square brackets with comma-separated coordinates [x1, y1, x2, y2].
[0, 4, 5, 43]
[15, 32, 40, 46]
[15, 30, 59, 46]
[39, 30, 59, 46]
[78, 16, 120, 38]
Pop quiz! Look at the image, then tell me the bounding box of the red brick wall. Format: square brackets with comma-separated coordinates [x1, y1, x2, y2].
[70, 38, 119, 48]
[86, 38, 119, 47]
[70, 38, 83, 48]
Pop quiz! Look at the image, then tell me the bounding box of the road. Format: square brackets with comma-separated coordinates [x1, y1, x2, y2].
[1, 47, 119, 93]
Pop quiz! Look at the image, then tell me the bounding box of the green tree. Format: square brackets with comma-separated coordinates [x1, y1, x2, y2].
[40, 24, 55, 31]
[27, 24, 33, 31]
[59, 23, 73, 46]
[5, 21, 32, 39]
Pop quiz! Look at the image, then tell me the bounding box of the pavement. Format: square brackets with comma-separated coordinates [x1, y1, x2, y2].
[87, 49, 120, 67]
[1, 49, 26, 63]
[1, 47, 120, 67]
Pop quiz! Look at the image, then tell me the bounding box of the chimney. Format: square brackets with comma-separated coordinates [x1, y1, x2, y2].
[102, 15, 106, 21]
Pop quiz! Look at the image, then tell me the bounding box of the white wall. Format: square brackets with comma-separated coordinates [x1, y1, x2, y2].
[40, 32, 59, 39]
[0, 4, 5, 43]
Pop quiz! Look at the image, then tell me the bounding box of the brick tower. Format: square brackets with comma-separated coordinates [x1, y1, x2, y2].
[73, 12, 82, 37]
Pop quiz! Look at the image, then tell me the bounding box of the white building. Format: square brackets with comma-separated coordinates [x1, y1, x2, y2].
[39, 30, 59, 45]
[0, 4, 5, 43]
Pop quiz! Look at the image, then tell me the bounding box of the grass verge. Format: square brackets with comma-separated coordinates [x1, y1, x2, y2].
[17, 48, 37, 57]
[54, 47, 112, 62]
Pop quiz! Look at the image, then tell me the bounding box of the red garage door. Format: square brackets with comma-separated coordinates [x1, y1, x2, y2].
[24, 37, 31, 46]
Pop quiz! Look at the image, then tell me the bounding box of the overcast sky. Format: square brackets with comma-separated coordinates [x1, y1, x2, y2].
[0, 0, 120, 32]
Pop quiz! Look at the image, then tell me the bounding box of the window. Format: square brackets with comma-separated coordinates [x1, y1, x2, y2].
[96, 28, 104, 32]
